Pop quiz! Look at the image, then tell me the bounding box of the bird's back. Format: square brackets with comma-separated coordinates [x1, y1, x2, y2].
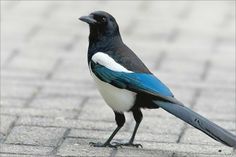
[106, 43, 152, 74]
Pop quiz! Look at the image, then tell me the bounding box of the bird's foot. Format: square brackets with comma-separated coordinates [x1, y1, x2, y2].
[89, 142, 120, 148]
[112, 142, 143, 148]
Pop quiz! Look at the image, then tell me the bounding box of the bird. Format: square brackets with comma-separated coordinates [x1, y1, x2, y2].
[79, 11, 236, 148]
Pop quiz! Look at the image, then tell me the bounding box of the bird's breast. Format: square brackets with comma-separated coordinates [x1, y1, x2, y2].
[89, 66, 136, 112]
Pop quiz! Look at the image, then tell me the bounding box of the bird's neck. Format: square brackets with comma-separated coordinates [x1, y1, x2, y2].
[87, 35, 123, 61]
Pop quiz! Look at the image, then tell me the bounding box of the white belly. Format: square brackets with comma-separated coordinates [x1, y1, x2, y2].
[91, 71, 136, 112]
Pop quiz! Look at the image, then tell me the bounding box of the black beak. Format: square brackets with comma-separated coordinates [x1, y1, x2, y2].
[79, 15, 97, 24]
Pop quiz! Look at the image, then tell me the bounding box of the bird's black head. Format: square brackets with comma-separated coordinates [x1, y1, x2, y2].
[79, 11, 121, 42]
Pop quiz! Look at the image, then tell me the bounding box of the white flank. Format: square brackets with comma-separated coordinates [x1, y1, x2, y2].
[91, 70, 136, 112]
[91, 52, 133, 73]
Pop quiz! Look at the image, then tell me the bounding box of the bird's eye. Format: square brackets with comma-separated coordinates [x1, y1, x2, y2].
[102, 17, 107, 22]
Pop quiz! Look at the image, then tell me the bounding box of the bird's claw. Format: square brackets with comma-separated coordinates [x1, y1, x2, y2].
[89, 142, 121, 148]
[112, 142, 143, 148]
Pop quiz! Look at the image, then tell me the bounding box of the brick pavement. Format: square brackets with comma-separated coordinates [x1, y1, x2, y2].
[0, 1, 235, 157]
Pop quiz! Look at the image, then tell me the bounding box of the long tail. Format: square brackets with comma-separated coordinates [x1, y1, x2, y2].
[154, 100, 236, 147]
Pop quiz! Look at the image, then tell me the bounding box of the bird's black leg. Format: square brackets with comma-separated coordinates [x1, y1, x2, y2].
[113, 109, 143, 148]
[90, 112, 125, 148]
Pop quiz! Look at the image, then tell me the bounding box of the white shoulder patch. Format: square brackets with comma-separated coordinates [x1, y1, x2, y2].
[91, 52, 133, 73]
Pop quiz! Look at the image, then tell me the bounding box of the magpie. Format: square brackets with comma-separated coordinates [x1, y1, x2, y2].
[79, 11, 236, 148]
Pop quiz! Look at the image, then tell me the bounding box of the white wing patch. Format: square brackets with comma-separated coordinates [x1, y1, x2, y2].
[91, 52, 133, 73]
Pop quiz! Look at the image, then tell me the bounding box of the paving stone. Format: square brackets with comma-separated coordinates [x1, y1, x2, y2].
[194, 90, 235, 115]
[1, 83, 37, 99]
[5, 126, 66, 147]
[52, 61, 89, 81]
[0, 115, 17, 136]
[7, 56, 56, 73]
[38, 85, 99, 99]
[172, 153, 234, 157]
[0, 98, 27, 108]
[16, 116, 116, 131]
[0, 144, 53, 155]
[140, 142, 233, 155]
[0, 115, 17, 142]
[56, 138, 112, 157]
[1, 68, 47, 80]
[78, 98, 116, 121]
[160, 57, 204, 80]
[206, 65, 235, 83]
[29, 97, 83, 110]
[69, 128, 178, 143]
[138, 116, 184, 135]
[0, 154, 41, 157]
[1, 107, 78, 118]
[181, 128, 222, 146]
[115, 148, 173, 157]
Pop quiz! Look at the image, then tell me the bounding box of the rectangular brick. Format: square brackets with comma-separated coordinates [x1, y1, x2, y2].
[0, 115, 17, 143]
[17, 117, 116, 131]
[38, 85, 99, 99]
[140, 142, 233, 155]
[5, 126, 66, 147]
[1, 68, 47, 80]
[0, 115, 17, 137]
[69, 129, 178, 143]
[1, 107, 78, 118]
[7, 56, 55, 73]
[0, 98, 26, 108]
[56, 138, 111, 157]
[138, 116, 184, 135]
[1, 82, 36, 99]
[116, 148, 173, 157]
[0, 143, 53, 155]
[181, 128, 223, 146]
[78, 98, 115, 121]
[29, 97, 84, 110]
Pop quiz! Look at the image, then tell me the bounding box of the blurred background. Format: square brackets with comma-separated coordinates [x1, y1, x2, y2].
[1, 1, 235, 156]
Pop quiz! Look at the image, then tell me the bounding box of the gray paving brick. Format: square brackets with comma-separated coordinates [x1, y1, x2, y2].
[7, 56, 56, 73]
[29, 97, 83, 110]
[38, 85, 99, 99]
[5, 126, 66, 147]
[52, 63, 89, 82]
[206, 65, 235, 83]
[115, 148, 173, 157]
[1, 68, 47, 80]
[140, 142, 233, 155]
[0, 143, 53, 155]
[0, 154, 38, 157]
[172, 153, 234, 157]
[0, 115, 17, 141]
[69, 129, 178, 143]
[1, 83, 37, 99]
[181, 128, 222, 146]
[17, 116, 116, 131]
[194, 90, 235, 121]
[1, 107, 78, 118]
[78, 98, 116, 121]
[0, 98, 27, 108]
[56, 138, 112, 157]
[138, 116, 184, 135]
[160, 58, 204, 80]
[0, 115, 16, 135]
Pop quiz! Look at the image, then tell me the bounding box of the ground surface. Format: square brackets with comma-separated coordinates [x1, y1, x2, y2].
[1, 1, 235, 157]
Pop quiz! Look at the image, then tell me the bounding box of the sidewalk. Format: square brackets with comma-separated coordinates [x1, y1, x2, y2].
[1, 1, 235, 157]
